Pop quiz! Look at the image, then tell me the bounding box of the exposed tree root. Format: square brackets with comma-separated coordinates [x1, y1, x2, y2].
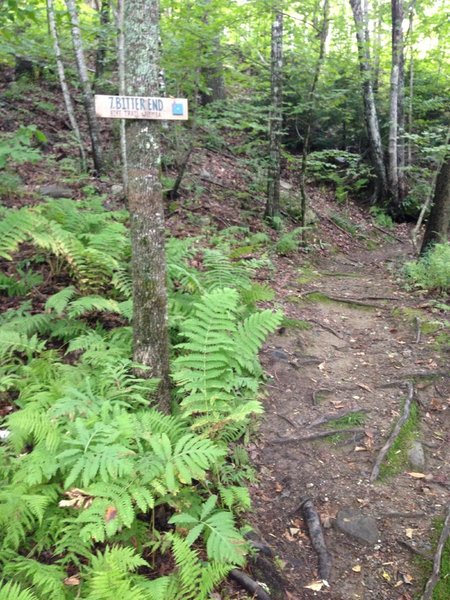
[369, 382, 415, 482]
[421, 503, 450, 600]
[308, 407, 368, 428]
[397, 538, 432, 559]
[299, 496, 332, 583]
[229, 569, 273, 600]
[306, 319, 345, 339]
[270, 428, 365, 444]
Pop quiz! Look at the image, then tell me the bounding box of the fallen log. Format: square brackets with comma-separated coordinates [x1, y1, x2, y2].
[229, 569, 273, 600]
[421, 503, 450, 600]
[369, 382, 414, 482]
[299, 496, 332, 583]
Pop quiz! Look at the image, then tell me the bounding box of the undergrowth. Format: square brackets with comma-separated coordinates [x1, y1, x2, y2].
[405, 243, 450, 293]
[0, 199, 282, 598]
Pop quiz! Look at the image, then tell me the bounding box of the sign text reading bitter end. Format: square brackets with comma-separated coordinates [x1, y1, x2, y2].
[95, 95, 188, 120]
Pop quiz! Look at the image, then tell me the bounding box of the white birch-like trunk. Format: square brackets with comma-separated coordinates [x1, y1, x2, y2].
[265, 7, 283, 220]
[65, 0, 103, 174]
[46, 0, 86, 171]
[350, 0, 388, 201]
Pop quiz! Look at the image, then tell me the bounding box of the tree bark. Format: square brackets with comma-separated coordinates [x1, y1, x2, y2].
[265, 6, 283, 221]
[94, 0, 110, 87]
[421, 155, 450, 254]
[407, 2, 415, 166]
[199, 0, 226, 105]
[116, 0, 128, 194]
[124, 0, 171, 412]
[350, 0, 388, 202]
[388, 0, 405, 216]
[65, 0, 103, 174]
[299, 0, 330, 229]
[46, 0, 86, 171]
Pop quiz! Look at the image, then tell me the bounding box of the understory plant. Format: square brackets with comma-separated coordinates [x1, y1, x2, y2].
[0, 199, 282, 599]
[405, 243, 450, 293]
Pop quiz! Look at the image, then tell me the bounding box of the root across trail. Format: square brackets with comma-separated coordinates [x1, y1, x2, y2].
[249, 239, 450, 600]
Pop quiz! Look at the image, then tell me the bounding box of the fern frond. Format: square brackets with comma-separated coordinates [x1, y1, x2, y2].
[202, 249, 252, 291]
[233, 309, 283, 374]
[67, 296, 122, 318]
[3, 558, 66, 600]
[0, 581, 38, 600]
[0, 332, 46, 362]
[0, 209, 35, 260]
[45, 287, 76, 315]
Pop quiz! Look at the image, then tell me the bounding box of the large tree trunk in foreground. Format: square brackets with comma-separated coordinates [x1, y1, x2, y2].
[47, 0, 86, 171]
[421, 156, 450, 254]
[350, 0, 388, 202]
[124, 0, 171, 412]
[65, 0, 103, 174]
[265, 7, 283, 220]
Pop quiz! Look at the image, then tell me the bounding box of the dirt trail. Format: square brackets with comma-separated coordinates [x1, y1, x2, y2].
[249, 240, 450, 599]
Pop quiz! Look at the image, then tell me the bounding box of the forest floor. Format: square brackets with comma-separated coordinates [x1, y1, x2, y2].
[1, 70, 449, 600]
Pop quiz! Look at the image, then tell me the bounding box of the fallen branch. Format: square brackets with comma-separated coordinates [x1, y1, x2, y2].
[371, 223, 404, 243]
[275, 413, 298, 428]
[299, 497, 332, 583]
[270, 428, 365, 444]
[421, 503, 450, 600]
[302, 291, 384, 310]
[415, 317, 422, 344]
[369, 382, 414, 483]
[229, 569, 273, 600]
[308, 407, 368, 429]
[306, 319, 345, 339]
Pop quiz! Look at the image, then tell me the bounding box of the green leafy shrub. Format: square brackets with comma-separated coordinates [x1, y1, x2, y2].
[369, 206, 395, 229]
[405, 243, 450, 293]
[307, 150, 373, 195]
[275, 228, 304, 256]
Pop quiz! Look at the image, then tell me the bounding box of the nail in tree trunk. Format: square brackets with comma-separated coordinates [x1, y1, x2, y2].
[299, 0, 330, 230]
[47, 0, 86, 171]
[94, 0, 110, 88]
[388, 0, 404, 217]
[116, 0, 128, 194]
[350, 0, 388, 202]
[124, 0, 171, 412]
[65, 0, 103, 174]
[265, 6, 283, 221]
[420, 155, 450, 255]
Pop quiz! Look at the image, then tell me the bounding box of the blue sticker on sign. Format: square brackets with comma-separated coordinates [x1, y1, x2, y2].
[172, 102, 184, 116]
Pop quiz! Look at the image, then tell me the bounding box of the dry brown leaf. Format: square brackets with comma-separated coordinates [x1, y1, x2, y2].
[304, 580, 325, 591]
[289, 527, 300, 536]
[275, 482, 283, 493]
[352, 564, 362, 572]
[64, 576, 80, 586]
[354, 446, 367, 452]
[105, 506, 118, 522]
[382, 570, 391, 582]
[402, 573, 413, 585]
[405, 528, 414, 539]
[407, 472, 426, 479]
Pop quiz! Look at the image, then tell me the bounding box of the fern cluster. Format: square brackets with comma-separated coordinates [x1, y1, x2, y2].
[0, 200, 281, 598]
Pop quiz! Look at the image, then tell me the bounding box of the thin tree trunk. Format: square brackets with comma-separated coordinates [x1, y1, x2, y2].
[124, 0, 171, 412]
[117, 0, 127, 194]
[388, 0, 404, 216]
[94, 0, 110, 87]
[398, 33, 406, 201]
[420, 155, 450, 254]
[407, 1, 416, 166]
[265, 7, 283, 221]
[46, 0, 86, 171]
[300, 0, 330, 229]
[65, 0, 103, 174]
[199, 0, 226, 105]
[350, 0, 388, 202]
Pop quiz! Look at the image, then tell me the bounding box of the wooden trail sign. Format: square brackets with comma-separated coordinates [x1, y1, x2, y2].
[95, 95, 188, 120]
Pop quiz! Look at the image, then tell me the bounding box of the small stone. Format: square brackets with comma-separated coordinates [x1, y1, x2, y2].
[280, 179, 293, 190]
[39, 184, 74, 199]
[335, 508, 380, 545]
[270, 349, 289, 362]
[407, 441, 425, 469]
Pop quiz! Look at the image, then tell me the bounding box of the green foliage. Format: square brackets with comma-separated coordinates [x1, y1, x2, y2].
[369, 206, 395, 229]
[405, 243, 450, 293]
[275, 228, 304, 256]
[0, 126, 45, 169]
[307, 150, 373, 195]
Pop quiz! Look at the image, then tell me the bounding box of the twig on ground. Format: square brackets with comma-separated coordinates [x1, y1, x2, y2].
[415, 316, 422, 344]
[229, 569, 273, 600]
[299, 496, 332, 583]
[369, 382, 415, 482]
[308, 407, 368, 428]
[275, 413, 298, 428]
[302, 291, 385, 310]
[421, 503, 450, 600]
[397, 539, 433, 559]
[371, 223, 404, 243]
[270, 428, 365, 444]
[306, 319, 345, 339]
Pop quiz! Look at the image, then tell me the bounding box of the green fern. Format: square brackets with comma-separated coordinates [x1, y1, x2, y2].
[0, 582, 39, 600]
[3, 558, 66, 600]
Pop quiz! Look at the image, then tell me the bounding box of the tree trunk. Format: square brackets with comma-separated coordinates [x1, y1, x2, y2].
[199, 0, 226, 105]
[116, 0, 128, 194]
[350, 0, 388, 202]
[65, 0, 103, 174]
[94, 0, 110, 87]
[265, 7, 283, 221]
[124, 0, 171, 412]
[300, 0, 330, 229]
[407, 0, 416, 166]
[46, 0, 86, 171]
[421, 156, 450, 254]
[388, 0, 404, 217]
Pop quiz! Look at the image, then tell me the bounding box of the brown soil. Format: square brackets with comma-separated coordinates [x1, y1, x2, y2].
[247, 238, 450, 600]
